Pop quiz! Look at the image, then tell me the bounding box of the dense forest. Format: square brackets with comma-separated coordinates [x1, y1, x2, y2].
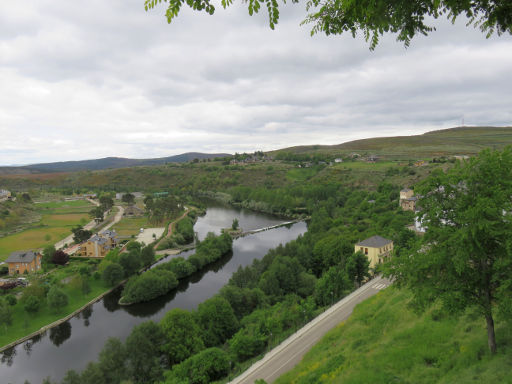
[34, 178, 416, 384]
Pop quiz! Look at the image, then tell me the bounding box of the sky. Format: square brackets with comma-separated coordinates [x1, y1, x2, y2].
[1, 1, 511, 165]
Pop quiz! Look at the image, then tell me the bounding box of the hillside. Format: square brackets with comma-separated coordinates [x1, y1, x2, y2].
[0, 152, 230, 174]
[276, 288, 512, 384]
[271, 126, 512, 159]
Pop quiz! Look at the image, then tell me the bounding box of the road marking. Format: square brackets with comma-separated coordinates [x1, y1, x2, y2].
[371, 283, 387, 290]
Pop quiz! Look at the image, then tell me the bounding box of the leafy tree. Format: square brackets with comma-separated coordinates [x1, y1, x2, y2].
[231, 218, 239, 230]
[24, 295, 41, 314]
[61, 370, 81, 384]
[122, 193, 135, 204]
[99, 196, 114, 211]
[388, 148, 512, 354]
[5, 294, 17, 306]
[97, 337, 127, 384]
[42, 245, 56, 270]
[120, 268, 178, 304]
[0, 299, 13, 328]
[125, 321, 165, 383]
[145, 0, 512, 49]
[47, 286, 68, 312]
[196, 296, 239, 347]
[314, 266, 351, 306]
[102, 263, 124, 286]
[167, 347, 230, 384]
[160, 308, 205, 365]
[72, 225, 93, 244]
[119, 251, 141, 277]
[140, 245, 156, 266]
[229, 324, 267, 361]
[52, 250, 70, 265]
[345, 251, 370, 287]
[90, 206, 105, 222]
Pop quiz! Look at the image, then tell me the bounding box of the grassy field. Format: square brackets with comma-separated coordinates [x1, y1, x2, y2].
[0, 200, 93, 260]
[0, 260, 111, 348]
[276, 288, 512, 384]
[112, 216, 152, 237]
[271, 126, 512, 160]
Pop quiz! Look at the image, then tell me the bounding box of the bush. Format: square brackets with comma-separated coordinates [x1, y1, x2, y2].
[167, 348, 230, 384]
[0, 266, 8, 276]
[102, 263, 124, 286]
[5, 294, 17, 306]
[119, 252, 141, 277]
[161, 257, 196, 279]
[47, 286, 68, 312]
[120, 268, 178, 304]
[52, 250, 70, 265]
[24, 295, 41, 314]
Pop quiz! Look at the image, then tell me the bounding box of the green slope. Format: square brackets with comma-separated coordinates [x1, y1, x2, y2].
[271, 126, 512, 159]
[276, 288, 512, 384]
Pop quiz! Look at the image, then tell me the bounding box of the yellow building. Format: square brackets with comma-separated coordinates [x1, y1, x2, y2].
[355, 235, 393, 270]
[77, 230, 118, 258]
[400, 188, 414, 200]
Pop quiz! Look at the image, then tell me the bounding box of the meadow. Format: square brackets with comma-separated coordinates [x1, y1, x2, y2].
[276, 288, 512, 384]
[0, 200, 93, 260]
[0, 259, 110, 348]
[112, 216, 152, 237]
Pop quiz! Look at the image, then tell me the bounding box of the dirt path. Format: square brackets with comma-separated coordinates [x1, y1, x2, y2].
[154, 208, 190, 250]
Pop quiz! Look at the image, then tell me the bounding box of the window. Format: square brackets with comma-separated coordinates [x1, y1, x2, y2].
[365, 248, 368, 255]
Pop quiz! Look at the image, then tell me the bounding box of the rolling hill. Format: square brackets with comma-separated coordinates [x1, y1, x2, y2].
[271, 126, 512, 159]
[0, 152, 230, 175]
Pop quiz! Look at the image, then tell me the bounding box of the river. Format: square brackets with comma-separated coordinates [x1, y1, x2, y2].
[0, 204, 307, 384]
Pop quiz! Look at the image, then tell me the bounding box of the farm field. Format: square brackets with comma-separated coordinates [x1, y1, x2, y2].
[0, 200, 93, 261]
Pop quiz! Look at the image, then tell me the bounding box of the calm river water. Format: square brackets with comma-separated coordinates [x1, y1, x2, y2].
[1, 204, 307, 384]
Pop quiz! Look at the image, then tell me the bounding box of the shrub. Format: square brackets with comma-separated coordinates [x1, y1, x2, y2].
[120, 268, 178, 304]
[24, 295, 41, 314]
[5, 294, 17, 306]
[102, 263, 124, 286]
[167, 348, 230, 384]
[52, 250, 70, 265]
[47, 286, 68, 312]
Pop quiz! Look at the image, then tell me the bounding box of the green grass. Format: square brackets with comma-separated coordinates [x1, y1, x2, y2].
[0, 264, 111, 348]
[0, 200, 93, 260]
[112, 216, 152, 237]
[276, 288, 512, 384]
[286, 167, 322, 182]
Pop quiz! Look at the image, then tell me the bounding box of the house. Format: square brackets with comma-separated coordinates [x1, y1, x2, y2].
[334, 158, 343, 163]
[414, 160, 426, 167]
[77, 230, 118, 258]
[367, 155, 379, 162]
[453, 155, 470, 161]
[401, 196, 418, 211]
[6, 250, 42, 275]
[0, 189, 12, 202]
[400, 188, 414, 200]
[123, 205, 144, 217]
[116, 192, 143, 200]
[355, 235, 393, 269]
[400, 188, 418, 211]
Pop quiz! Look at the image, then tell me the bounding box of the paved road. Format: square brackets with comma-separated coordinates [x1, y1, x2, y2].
[57, 204, 124, 254]
[230, 276, 391, 384]
[54, 199, 100, 250]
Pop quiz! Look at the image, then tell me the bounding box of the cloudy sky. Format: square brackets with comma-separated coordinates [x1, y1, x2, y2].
[1, 1, 511, 165]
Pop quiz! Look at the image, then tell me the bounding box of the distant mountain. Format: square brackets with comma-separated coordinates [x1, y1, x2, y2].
[0, 152, 231, 175]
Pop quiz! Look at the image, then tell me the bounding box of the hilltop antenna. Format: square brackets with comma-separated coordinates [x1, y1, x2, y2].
[461, 115, 465, 127]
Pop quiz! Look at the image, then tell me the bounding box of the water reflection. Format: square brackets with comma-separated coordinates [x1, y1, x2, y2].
[0, 206, 306, 384]
[49, 323, 71, 347]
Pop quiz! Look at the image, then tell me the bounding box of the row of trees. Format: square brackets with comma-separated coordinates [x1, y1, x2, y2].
[120, 233, 233, 304]
[54, 179, 415, 383]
